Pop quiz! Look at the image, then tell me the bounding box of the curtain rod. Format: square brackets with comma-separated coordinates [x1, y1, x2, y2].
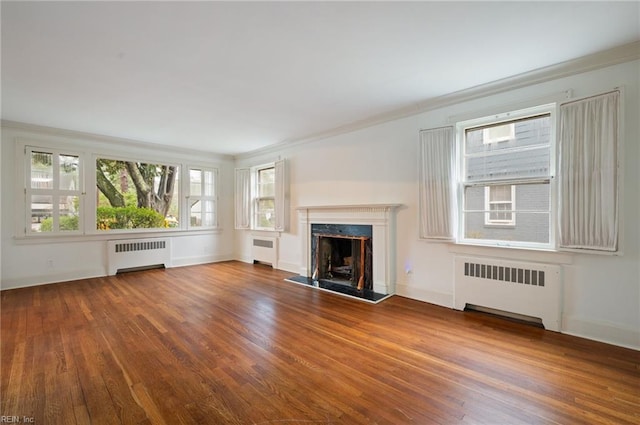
[561, 88, 620, 106]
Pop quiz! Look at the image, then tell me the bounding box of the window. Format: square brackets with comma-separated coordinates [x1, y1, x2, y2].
[459, 106, 554, 248]
[420, 90, 618, 252]
[235, 159, 288, 232]
[26, 147, 82, 234]
[254, 165, 275, 229]
[96, 158, 179, 231]
[20, 141, 219, 237]
[484, 185, 516, 225]
[188, 167, 217, 228]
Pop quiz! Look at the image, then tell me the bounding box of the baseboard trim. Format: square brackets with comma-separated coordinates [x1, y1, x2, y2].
[0, 268, 106, 290]
[170, 254, 233, 268]
[395, 283, 454, 309]
[276, 261, 299, 274]
[562, 315, 639, 351]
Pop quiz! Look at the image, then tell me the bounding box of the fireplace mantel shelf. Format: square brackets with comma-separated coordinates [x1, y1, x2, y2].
[297, 204, 402, 211]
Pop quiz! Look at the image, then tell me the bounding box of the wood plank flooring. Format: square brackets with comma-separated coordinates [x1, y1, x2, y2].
[1, 261, 638, 424]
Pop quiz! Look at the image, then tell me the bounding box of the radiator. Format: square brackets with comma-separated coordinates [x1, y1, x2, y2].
[454, 256, 561, 331]
[252, 236, 277, 266]
[107, 238, 171, 275]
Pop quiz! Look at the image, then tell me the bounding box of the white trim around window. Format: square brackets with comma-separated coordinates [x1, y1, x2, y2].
[16, 138, 221, 238]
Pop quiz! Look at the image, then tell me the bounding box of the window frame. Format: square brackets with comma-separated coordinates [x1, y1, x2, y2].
[252, 163, 276, 231]
[186, 166, 219, 229]
[25, 146, 84, 236]
[456, 103, 557, 249]
[18, 139, 220, 239]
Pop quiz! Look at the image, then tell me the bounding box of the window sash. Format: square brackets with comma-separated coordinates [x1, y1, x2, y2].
[26, 147, 83, 235]
[188, 167, 218, 229]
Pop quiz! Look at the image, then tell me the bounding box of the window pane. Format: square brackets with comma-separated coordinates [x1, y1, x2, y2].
[31, 151, 53, 189]
[190, 200, 202, 226]
[258, 168, 275, 197]
[202, 200, 215, 227]
[466, 115, 551, 181]
[465, 183, 549, 242]
[490, 185, 511, 202]
[59, 196, 79, 231]
[96, 159, 179, 230]
[483, 123, 514, 144]
[31, 195, 52, 232]
[204, 170, 215, 196]
[59, 154, 79, 190]
[189, 169, 202, 196]
[256, 199, 275, 228]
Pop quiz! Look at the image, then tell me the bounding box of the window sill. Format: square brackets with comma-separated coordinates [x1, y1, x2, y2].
[448, 242, 574, 265]
[251, 229, 281, 237]
[14, 228, 224, 245]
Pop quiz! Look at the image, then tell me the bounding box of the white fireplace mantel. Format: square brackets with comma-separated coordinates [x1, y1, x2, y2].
[297, 204, 401, 295]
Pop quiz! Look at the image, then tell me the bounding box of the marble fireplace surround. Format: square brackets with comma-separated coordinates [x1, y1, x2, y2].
[297, 204, 401, 295]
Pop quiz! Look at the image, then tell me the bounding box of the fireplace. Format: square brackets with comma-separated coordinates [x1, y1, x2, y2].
[297, 204, 400, 296]
[311, 224, 373, 291]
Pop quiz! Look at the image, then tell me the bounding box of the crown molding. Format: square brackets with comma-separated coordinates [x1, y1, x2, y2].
[1, 119, 234, 161]
[236, 41, 640, 160]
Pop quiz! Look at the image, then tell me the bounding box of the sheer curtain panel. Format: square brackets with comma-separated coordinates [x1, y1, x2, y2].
[274, 159, 288, 232]
[558, 90, 620, 251]
[419, 126, 456, 240]
[235, 168, 251, 229]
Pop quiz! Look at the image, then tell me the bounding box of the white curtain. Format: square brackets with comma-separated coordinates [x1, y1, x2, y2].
[274, 159, 288, 232]
[234, 168, 251, 229]
[558, 90, 619, 251]
[419, 126, 456, 240]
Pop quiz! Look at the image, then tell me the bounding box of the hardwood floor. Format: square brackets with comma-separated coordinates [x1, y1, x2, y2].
[1, 261, 638, 424]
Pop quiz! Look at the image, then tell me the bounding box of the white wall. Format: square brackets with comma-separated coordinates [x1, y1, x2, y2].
[0, 124, 236, 288]
[236, 59, 640, 349]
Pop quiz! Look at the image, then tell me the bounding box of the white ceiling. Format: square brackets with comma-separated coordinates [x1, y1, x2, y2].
[2, 1, 639, 156]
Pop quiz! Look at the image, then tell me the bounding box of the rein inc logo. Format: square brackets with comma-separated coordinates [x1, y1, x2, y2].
[1, 417, 35, 423]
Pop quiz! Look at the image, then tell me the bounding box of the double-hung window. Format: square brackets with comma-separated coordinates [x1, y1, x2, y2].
[26, 147, 82, 234]
[459, 105, 555, 248]
[254, 165, 276, 230]
[235, 159, 287, 232]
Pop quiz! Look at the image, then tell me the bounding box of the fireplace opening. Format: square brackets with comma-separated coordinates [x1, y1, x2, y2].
[311, 224, 372, 291]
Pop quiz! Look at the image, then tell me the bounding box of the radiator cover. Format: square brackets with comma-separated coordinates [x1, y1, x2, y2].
[252, 236, 277, 266]
[454, 256, 561, 331]
[107, 238, 171, 275]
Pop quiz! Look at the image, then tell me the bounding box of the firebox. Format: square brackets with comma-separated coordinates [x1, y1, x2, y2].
[311, 224, 372, 291]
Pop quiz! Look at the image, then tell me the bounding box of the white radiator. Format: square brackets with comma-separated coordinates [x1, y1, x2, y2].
[252, 236, 277, 266]
[107, 238, 171, 275]
[454, 256, 561, 331]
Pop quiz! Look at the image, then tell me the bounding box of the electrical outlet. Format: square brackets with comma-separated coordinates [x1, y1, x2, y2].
[46, 259, 54, 268]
